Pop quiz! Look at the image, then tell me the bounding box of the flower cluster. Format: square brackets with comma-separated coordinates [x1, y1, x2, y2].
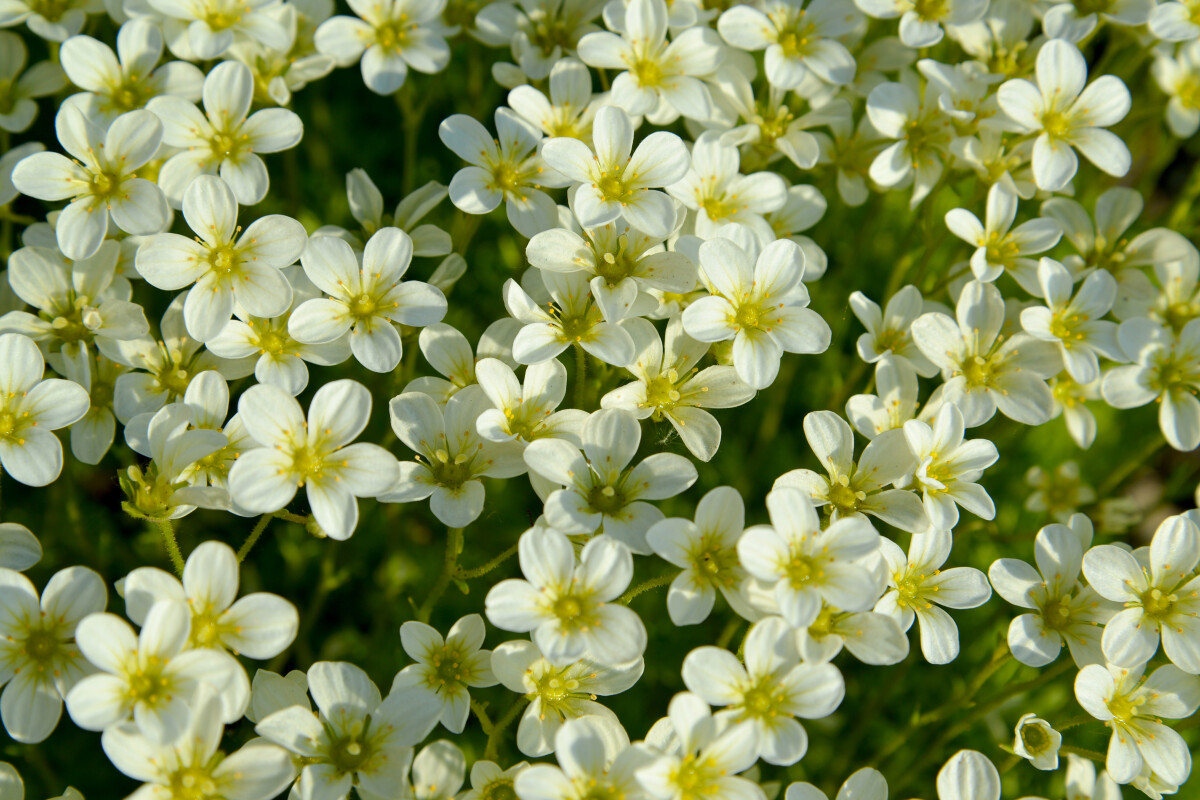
[2, 0, 1200, 798]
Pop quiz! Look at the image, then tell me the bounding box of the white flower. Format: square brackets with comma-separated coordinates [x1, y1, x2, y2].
[0, 565, 105, 743]
[865, 80, 954, 207]
[1152, 41, 1200, 138]
[775, 410, 926, 533]
[334, 171, 452, 256]
[794, 605, 910, 666]
[1075, 662, 1200, 786]
[103, 295, 255, 424]
[473, 0, 607, 82]
[849, 285, 938, 377]
[666, 132, 787, 244]
[902, 404, 998, 530]
[102, 685, 295, 800]
[289, 229, 446, 373]
[1101, 318, 1200, 452]
[486, 527, 645, 667]
[503, 271, 637, 367]
[65, 599, 244, 743]
[58, 20, 203, 120]
[1041, 188, 1190, 280]
[1020, 259, 1122, 385]
[944, 180, 1063, 289]
[393, 614, 498, 734]
[1064, 753, 1123, 800]
[855, 0, 987, 47]
[996, 40, 1132, 192]
[507, 57, 600, 140]
[875, 527, 993, 664]
[440, 108, 564, 238]
[646, 486, 748, 626]
[717, 0, 858, 89]
[846, 356, 922, 439]
[911, 280, 1061, 427]
[526, 215, 697, 322]
[681, 616, 844, 765]
[1082, 514, 1200, 672]
[314, 0, 453, 95]
[411, 740, 467, 800]
[229, 379, 399, 539]
[0, 142, 43, 207]
[121, 540, 299, 661]
[475, 356, 587, 447]
[119, 400, 232, 519]
[0, 524, 40, 571]
[1151, 0, 1200, 41]
[989, 515, 1113, 668]
[206, 266, 351, 396]
[601, 317, 754, 462]
[0, 333, 89, 487]
[403, 321, 518, 406]
[932, 750, 1006, 800]
[254, 660, 443, 799]
[515, 716, 648, 800]
[636, 692, 763, 800]
[523, 408, 697, 553]
[12, 106, 168, 261]
[0, 241, 148, 358]
[783, 769, 887, 800]
[382, 386, 526, 528]
[0, 32, 66, 133]
[136, 175, 304, 342]
[682, 237, 831, 390]
[148, 60, 304, 207]
[540, 106, 690, 238]
[576, 0, 722, 121]
[491, 638, 643, 757]
[0, 0, 98, 41]
[737, 487, 880, 629]
[463, 759, 529, 800]
[1013, 713, 1061, 771]
[149, 0, 287, 61]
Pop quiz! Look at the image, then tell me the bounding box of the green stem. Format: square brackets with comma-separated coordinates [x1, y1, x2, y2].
[1096, 434, 1163, 497]
[1059, 745, 1107, 763]
[457, 542, 519, 579]
[617, 572, 678, 604]
[716, 617, 742, 649]
[471, 698, 495, 735]
[417, 527, 464, 623]
[156, 519, 184, 575]
[238, 514, 273, 562]
[484, 696, 529, 761]
[573, 344, 588, 410]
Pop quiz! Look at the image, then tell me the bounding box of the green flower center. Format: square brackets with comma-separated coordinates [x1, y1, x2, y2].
[376, 20, 411, 51]
[210, 132, 243, 160]
[1140, 586, 1177, 622]
[734, 303, 762, 330]
[127, 660, 171, 707]
[587, 484, 626, 515]
[428, 450, 474, 489]
[481, 779, 518, 800]
[91, 171, 120, 199]
[427, 645, 468, 690]
[168, 765, 220, 800]
[596, 169, 635, 204]
[23, 628, 62, 664]
[1020, 722, 1051, 753]
[784, 553, 820, 589]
